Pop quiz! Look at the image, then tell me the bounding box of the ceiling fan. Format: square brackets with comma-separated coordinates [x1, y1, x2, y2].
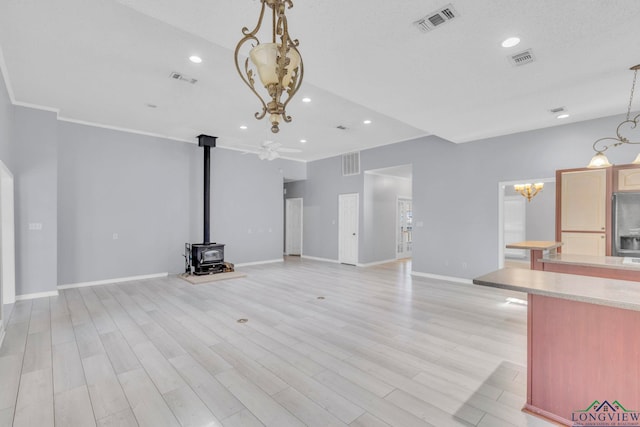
[256, 141, 302, 161]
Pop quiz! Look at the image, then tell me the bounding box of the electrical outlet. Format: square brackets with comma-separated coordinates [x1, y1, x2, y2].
[28, 223, 43, 231]
[112, 233, 119, 240]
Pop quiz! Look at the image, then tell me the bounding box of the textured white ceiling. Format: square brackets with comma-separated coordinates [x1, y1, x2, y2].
[1, 0, 640, 161]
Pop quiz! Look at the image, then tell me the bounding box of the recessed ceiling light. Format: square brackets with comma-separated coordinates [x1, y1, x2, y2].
[363, 120, 372, 124]
[189, 55, 202, 63]
[302, 97, 311, 103]
[300, 139, 307, 143]
[239, 125, 248, 130]
[557, 114, 570, 119]
[501, 37, 521, 48]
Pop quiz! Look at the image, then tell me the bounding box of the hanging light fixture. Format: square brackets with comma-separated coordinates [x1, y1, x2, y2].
[587, 64, 640, 168]
[514, 183, 544, 202]
[234, 0, 304, 133]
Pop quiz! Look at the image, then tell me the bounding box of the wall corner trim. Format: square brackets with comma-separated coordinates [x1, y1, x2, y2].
[300, 255, 340, 264]
[0, 44, 16, 103]
[235, 258, 284, 267]
[0, 323, 5, 350]
[411, 271, 473, 285]
[58, 272, 168, 290]
[15, 290, 59, 301]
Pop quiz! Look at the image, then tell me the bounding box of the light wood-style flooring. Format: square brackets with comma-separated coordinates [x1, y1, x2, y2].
[0, 257, 552, 427]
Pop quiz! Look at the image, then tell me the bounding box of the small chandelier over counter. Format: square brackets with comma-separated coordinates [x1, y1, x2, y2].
[514, 183, 544, 202]
[234, 0, 304, 133]
[588, 64, 640, 168]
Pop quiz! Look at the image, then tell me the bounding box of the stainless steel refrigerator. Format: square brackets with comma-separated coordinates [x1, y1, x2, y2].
[612, 192, 640, 257]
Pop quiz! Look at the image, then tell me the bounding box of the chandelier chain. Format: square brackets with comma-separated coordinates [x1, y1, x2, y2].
[627, 68, 638, 121]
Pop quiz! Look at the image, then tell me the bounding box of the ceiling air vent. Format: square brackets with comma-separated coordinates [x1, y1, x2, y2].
[549, 106, 566, 114]
[342, 152, 360, 176]
[169, 71, 198, 84]
[336, 125, 348, 131]
[509, 49, 535, 67]
[414, 3, 459, 33]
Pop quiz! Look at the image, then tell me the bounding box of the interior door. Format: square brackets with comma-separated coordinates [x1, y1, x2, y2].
[397, 198, 413, 258]
[339, 193, 359, 265]
[285, 198, 303, 256]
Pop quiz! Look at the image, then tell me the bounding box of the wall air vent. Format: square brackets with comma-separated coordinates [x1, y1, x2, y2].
[509, 49, 535, 67]
[414, 3, 459, 33]
[342, 152, 360, 176]
[169, 72, 198, 84]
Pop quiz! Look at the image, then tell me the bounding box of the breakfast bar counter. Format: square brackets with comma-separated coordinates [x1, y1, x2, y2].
[540, 253, 640, 281]
[474, 268, 640, 425]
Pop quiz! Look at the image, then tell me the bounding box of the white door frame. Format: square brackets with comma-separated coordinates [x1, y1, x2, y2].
[285, 198, 303, 256]
[498, 177, 554, 268]
[0, 160, 15, 348]
[503, 195, 527, 259]
[338, 193, 359, 265]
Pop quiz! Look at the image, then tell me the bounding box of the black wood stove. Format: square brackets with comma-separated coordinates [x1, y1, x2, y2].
[185, 134, 228, 275]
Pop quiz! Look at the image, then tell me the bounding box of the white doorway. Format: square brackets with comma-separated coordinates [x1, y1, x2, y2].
[285, 198, 303, 256]
[498, 177, 556, 268]
[397, 198, 413, 258]
[338, 193, 359, 265]
[503, 195, 526, 259]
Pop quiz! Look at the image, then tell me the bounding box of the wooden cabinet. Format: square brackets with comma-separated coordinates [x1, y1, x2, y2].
[615, 166, 640, 191]
[557, 168, 612, 256]
[560, 169, 607, 232]
[561, 232, 606, 256]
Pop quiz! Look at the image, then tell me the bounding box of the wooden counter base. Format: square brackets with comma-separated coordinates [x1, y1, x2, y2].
[474, 269, 640, 426]
[526, 294, 640, 426]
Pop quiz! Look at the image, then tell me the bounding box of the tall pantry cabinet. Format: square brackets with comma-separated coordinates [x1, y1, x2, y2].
[556, 168, 612, 256]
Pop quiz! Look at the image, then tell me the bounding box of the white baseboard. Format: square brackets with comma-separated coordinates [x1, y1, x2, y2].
[300, 255, 339, 263]
[15, 290, 59, 301]
[58, 272, 168, 290]
[235, 258, 284, 267]
[357, 258, 397, 267]
[411, 271, 473, 285]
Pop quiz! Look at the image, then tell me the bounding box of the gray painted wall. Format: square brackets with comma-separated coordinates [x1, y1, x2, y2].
[295, 112, 640, 279]
[208, 149, 286, 264]
[57, 122, 195, 284]
[362, 173, 411, 264]
[291, 157, 362, 261]
[525, 184, 556, 242]
[57, 123, 293, 284]
[13, 107, 58, 296]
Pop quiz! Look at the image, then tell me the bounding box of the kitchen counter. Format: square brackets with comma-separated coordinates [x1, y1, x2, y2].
[539, 253, 640, 281]
[474, 267, 640, 312]
[542, 253, 640, 270]
[505, 241, 563, 251]
[505, 240, 562, 270]
[473, 268, 640, 425]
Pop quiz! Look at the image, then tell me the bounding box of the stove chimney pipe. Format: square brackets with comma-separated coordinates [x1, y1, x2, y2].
[197, 134, 217, 244]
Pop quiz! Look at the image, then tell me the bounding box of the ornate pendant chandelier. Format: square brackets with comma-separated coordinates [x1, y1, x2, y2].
[587, 64, 640, 168]
[514, 183, 544, 202]
[234, 0, 304, 133]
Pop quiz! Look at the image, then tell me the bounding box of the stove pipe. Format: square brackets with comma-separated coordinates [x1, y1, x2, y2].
[197, 134, 217, 244]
